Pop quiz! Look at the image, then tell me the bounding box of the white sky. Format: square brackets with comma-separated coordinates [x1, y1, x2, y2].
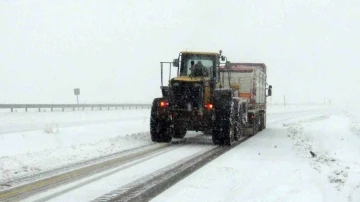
[1, 0, 359, 104]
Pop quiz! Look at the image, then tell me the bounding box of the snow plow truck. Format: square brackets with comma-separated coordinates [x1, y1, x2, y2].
[150, 50, 272, 146]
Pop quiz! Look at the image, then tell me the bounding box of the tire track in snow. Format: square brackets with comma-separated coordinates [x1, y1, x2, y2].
[0, 145, 176, 202]
[0, 133, 207, 190]
[0, 131, 153, 185]
[92, 137, 250, 202]
[0, 142, 157, 190]
[0, 134, 207, 201]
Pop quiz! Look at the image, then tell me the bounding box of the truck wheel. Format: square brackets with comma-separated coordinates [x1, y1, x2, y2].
[212, 99, 236, 146]
[255, 113, 261, 134]
[259, 112, 265, 131]
[263, 113, 266, 129]
[172, 125, 187, 139]
[234, 101, 242, 141]
[150, 98, 172, 143]
[250, 113, 258, 136]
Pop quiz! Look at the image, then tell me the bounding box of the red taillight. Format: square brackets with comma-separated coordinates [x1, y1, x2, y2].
[205, 104, 213, 109]
[160, 101, 168, 107]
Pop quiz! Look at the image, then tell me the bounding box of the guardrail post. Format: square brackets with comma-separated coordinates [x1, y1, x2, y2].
[62, 108, 64, 112]
[39, 108, 41, 112]
[91, 107, 93, 111]
[25, 108, 27, 112]
[115, 106, 117, 110]
[108, 107, 110, 110]
[11, 108, 13, 112]
[51, 108, 53, 112]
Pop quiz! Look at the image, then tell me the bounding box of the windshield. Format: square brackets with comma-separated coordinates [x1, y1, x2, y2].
[180, 54, 216, 77]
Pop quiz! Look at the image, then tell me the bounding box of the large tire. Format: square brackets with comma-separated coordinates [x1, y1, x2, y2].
[248, 113, 258, 137]
[263, 113, 266, 129]
[234, 101, 242, 141]
[253, 113, 259, 136]
[172, 124, 187, 139]
[259, 112, 265, 132]
[150, 98, 172, 143]
[212, 99, 236, 146]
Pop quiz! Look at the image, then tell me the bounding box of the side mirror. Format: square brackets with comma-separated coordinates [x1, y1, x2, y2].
[173, 59, 179, 67]
[225, 61, 231, 69]
[221, 56, 225, 61]
[267, 85, 272, 96]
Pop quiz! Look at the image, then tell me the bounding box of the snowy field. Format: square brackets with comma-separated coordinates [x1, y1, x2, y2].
[1, 104, 360, 201]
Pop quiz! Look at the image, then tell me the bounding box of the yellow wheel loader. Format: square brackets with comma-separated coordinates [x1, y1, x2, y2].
[150, 50, 267, 145]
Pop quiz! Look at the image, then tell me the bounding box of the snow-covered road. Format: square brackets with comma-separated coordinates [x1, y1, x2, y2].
[1, 104, 359, 201]
[21, 143, 216, 202]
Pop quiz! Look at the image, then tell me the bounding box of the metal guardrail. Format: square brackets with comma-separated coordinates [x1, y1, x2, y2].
[0, 104, 152, 112]
[0, 103, 328, 112]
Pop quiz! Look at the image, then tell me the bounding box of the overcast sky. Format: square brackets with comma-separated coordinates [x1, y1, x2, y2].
[1, 0, 359, 104]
